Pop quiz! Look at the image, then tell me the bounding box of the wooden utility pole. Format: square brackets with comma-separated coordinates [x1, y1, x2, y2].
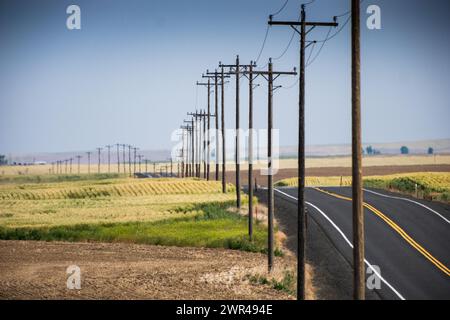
[128, 145, 132, 177]
[244, 61, 257, 241]
[204, 71, 230, 182]
[220, 57, 255, 208]
[133, 147, 138, 175]
[69, 158, 73, 174]
[105, 145, 112, 173]
[269, 6, 337, 299]
[181, 130, 185, 178]
[96, 147, 102, 174]
[187, 113, 200, 177]
[86, 152, 92, 175]
[184, 118, 195, 178]
[242, 59, 297, 272]
[352, 0, 365, 300]
[221, 67, 226, 193]
[122, 144, 126, 174]
[116, 144, 120, 173]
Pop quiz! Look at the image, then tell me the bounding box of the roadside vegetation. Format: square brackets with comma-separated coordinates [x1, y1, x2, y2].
[275, 172, 450, 203]
[0, 178, 279, 253]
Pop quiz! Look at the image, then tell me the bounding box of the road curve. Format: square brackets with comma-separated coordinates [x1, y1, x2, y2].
[275, 187, 450, 300]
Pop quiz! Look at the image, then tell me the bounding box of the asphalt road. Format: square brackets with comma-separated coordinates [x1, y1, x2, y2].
[275, 187, 450, 300]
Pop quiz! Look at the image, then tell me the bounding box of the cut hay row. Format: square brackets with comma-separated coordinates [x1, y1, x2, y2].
[0, 179, 234, 200]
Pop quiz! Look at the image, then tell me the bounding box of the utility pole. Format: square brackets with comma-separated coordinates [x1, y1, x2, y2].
[352, 0, 364, 300]
[122, 144, 126, 174]
[116, 143, 120, 173]
[133, 147, 138, 175]
[69, 158, 73, 174]
[170, 157, 173, 177]
[203, 71, 230, 181]
[220, 56, 254, 208]
[128, 145, 132, 177]
[64, 159, 68, 174]
[76, 155, 82, 174]
[241, 59, 296, 272]
[96, 147, 102, 174]
[184, 119, 195, 178]
[86, 151, 92, 175]
[145, 159, 148, 173]
[269, 6, 338, 299]
[105, 145, 112, 173]
[181, 124, 193, 177]
[221, 67, 226, 192]
[242, 61, 258, 241]
[180, 130, 185, 178]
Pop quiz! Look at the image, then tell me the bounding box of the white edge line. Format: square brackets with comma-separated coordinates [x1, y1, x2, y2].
[273, 187, 406, 300]
[363, 188, 450, 225]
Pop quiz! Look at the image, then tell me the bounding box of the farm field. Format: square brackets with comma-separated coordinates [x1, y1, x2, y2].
[275, 172, 450, 202]
[0, 240, 303, 299]
[2, 154, 449, 176]
[0, 177, 304, 299]
[0, 178, 279, 254]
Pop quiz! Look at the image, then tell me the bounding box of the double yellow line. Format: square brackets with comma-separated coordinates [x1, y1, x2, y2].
[314, 187, 450, 277]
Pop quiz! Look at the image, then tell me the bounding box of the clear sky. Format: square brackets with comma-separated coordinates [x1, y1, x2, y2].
[0, 0, 449, 153]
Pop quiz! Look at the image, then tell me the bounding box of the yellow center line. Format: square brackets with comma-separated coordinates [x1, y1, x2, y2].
[313, 187, 450, 277]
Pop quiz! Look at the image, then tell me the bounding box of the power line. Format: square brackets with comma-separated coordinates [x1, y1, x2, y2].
[255, 25, 270, 64]
[255, 0, 294, 63]
[306, 27, 332, 67]
[306, 41, 317, 65]
[271, 0, 290, 17]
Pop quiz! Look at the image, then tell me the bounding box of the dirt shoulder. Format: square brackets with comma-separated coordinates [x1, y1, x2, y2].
[0, 240, 295, 300]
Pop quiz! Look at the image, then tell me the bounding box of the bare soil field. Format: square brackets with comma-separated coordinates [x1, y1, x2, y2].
[0, 240, 297, 300]
[227, 164, 450, 187]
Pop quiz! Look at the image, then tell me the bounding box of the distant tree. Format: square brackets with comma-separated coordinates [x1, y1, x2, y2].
[366, 146, 373, 155]
[400, 146, 409, 155]
[373, 149, 381, 155]
[0, 155, 7, 165]
[428, 147, 434, 155]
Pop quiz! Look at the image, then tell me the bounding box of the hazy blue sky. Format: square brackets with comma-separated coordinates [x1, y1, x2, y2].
[0, 0, 449, 153]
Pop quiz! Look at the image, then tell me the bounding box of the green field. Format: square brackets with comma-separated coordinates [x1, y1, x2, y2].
[0, 177, 274, 253]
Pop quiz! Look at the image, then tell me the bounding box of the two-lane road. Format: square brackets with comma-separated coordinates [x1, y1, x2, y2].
[275, 187, 450, 300]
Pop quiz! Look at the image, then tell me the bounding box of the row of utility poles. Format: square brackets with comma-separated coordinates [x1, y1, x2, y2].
[49, 144, 174, 177]
[177, 1, 364, 300]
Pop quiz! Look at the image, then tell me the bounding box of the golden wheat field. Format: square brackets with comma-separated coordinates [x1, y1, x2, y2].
[0, 178, 236, 228]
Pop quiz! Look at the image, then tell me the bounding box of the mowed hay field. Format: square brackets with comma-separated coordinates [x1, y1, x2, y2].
[0, 178, 234, 227]
[0, 177, 274, 253]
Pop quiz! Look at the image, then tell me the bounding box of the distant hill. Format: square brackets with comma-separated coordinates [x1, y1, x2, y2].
[281, 139, 450, 157]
